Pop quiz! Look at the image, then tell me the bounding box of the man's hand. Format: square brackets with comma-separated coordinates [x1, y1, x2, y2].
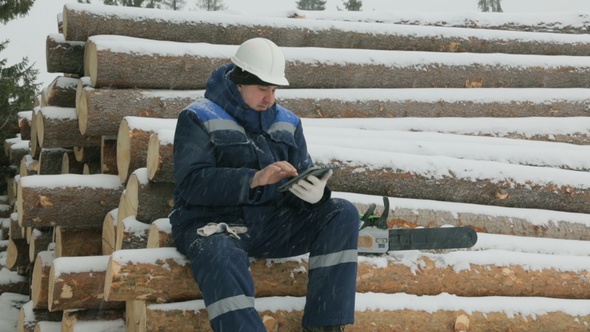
[288, 169, 333, 204]
[250, 161, 298, 188]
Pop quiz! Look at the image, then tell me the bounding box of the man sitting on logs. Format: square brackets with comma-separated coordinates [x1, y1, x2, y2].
[169, 37, 360, 332]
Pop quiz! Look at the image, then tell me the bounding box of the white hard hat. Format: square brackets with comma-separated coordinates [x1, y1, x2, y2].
[231, 38, 289, 86]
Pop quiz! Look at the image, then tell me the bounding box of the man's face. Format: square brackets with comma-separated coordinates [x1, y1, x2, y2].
[237, 84, 277, 111]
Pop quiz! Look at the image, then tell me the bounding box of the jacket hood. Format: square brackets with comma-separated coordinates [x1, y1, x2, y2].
[204, 63, 278, 133]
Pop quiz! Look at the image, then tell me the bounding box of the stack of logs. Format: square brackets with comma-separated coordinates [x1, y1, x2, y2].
[3, 2, 590, 331]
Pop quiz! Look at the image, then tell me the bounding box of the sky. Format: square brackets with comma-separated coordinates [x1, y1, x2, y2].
[4, 0, 590, 331]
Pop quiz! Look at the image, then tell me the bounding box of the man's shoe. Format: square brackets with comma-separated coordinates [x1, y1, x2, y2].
[302, 325, 344, 332]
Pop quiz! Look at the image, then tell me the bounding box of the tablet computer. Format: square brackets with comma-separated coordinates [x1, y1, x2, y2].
[278, 166, 338, 192]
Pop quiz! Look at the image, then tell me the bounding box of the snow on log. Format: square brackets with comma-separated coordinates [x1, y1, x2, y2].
[20, 154, 38, 177]
[61, 309, 125, 332]
[62, 2, 590, 55]
[115, 216, 150, 251]
[38, 148, 69, 175]
[343, 192, 590, 241]
[42, 76, 78, 108]
[146, 218, 172, 249]
[45, 34, 84, 76]
[101, 135, 117, 175]
[48, 255, 123, 312]
[298, 10, 590, 34]
[125, 168, 174, 222]
[103, 248, 199, 302]
[101, 209, 117, 256]
[55, 226, 102, 257]
[146, 129, 174, 183]
[9, 213, 24, 241]
[104, 247, 590, 303]
[77, 86, 198, 136]
[116, 117, 176, 184]
[303, 116, 590, 145]
[31, 251, 54, 310]
[17, 174, 124, 228]
[17, 300, 62, 332]
[8, 140, 30, 169]
[0, 204, 11, 219]
[28, 229, 52, 263]
[0, 267, 28, 295]
[33, 321, 61, 332]
[313, 146, 590, 214]
[37, 107, 100, 148]
[85, 35, 590, 90]
[149, 121, 590, 184]
[280, 88, 590, 119]
[128, 293, 590, 332]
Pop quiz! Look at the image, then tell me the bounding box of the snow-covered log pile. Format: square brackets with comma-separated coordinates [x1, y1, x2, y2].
[3, 2, 590, 331]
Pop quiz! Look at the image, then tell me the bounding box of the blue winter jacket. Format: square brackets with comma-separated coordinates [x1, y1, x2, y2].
[170, 63, 330, 229]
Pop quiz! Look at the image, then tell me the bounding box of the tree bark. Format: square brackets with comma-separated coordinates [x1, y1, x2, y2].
[73, 145, 100, 163]
[19, 154, 39, 177]
[48, 255, 123, 312]
[17, 301, 62, 332]
[55, 226, 102, 257]
[46, 33, 85, 77]
[37, 106, 100, 148]
[63, 3, 590, 51]
[31, 251, 55, 309]
[28, 229, 53, 263]
[17, 174, 123, 228]
[115, 216, 150, 251]
[101, 135, 117, 175]
[116, 117, 177, 184]
[0, 264, 29, 295]
[104, 248, 198, 303]
[324, 162, 590, 215]
[6, 239, 31, 276]
[61, 150, 84, 174]
[77, 86, 196, 136]
[125, 294, 590, 332]
[125, 168, 174, 223]
[146, 129, 174, 183]
[38, 148, 69, 175]
[9, 213, 25, 240]
[42, 76, 78, 108]
[104, 247, 590, 304]
[85, 35, 590, 90]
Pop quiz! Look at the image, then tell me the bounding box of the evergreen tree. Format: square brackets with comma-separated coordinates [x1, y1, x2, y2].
[478, 0, 503, 12]
[342, 0, 362, 11]
[0, 40, 39, 192]
[296, 0, 326, 11]
[160, 0, 186, 10]
[91, 0, 162, 8]
[0, 0, 35, 23]
[196, 0, 226, 11]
